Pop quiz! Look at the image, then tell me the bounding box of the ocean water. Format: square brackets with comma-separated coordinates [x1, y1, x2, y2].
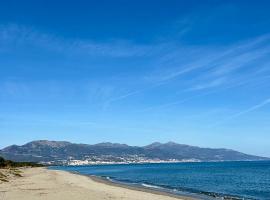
[50, 161, 270, 200]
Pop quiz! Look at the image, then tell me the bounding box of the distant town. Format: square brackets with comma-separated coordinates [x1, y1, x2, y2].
[41, 155, 200, 166]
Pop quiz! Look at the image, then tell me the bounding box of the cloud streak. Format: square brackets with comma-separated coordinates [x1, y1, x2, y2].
[231, 98, 270, 118]
[106, 34, 270, 108]
[0, 24, 165, 58]
[1, 24, 270, 115]
[211, 98, 270, 127]
[137, 74, 270, 113]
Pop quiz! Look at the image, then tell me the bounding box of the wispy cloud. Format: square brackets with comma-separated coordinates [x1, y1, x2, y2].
[147, 34, 270, 83]
[103, 82, 167, 110]
[211, 98, 270, 127]
[1, 24, 270, 114]
[106, 34, 270, 108]
[0, 24, 165, 58]
[137, 91, 214, 112]
[187, 77, 227, 91]
[137, 74, 270, 113]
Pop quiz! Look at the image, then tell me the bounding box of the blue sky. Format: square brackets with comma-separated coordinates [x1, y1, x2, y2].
[1, 0, 270, 156]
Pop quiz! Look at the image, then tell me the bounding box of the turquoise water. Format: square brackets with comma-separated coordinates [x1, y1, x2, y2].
[51, 161, 270, 200]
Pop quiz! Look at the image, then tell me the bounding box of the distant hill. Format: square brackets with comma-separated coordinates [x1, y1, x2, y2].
[0, 140, 268, 164]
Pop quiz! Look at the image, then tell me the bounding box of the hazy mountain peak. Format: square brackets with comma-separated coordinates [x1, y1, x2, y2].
[145, 142, 187, 148]
[94, 142, 129, 148]
[144, 142, 162, 148]
[25, 140, 71, 148]
[164, 141, 179, 146]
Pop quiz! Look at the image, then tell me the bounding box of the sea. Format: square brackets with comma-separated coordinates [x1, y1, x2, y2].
[50, 161, 270, 200]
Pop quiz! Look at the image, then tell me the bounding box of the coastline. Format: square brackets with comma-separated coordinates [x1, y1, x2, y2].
[50, 162, 269, 200]
[73, 172, 197, 200]
[59, 170, 246, 200]
[0, 167, 196, 200]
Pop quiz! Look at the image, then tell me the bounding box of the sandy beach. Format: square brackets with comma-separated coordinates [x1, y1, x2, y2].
[0, 167, 193, 200]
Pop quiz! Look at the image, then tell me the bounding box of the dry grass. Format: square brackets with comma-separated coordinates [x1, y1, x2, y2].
[0, 177, 8, 182]
[0, 171, 8, 182]
[0, 168, 24, 183]
[9, 168, 23, 177]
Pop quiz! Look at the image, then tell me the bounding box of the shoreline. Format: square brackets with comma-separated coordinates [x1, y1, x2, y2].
[50, 166, 247, 200]
[82, 172, 244, 200]
[0, 167, 195, 200]
[66, 171, 197, 200]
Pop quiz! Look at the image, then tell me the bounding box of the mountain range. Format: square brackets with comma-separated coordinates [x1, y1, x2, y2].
[0, 140, 268, 165]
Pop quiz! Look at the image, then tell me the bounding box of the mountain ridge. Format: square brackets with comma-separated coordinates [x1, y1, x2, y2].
[0, 140, 268, 165]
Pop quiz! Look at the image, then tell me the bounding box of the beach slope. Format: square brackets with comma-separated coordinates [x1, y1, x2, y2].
[0, 167, 188, 200]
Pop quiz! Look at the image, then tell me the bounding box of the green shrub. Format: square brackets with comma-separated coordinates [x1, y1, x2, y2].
[0, 156, 43, 168]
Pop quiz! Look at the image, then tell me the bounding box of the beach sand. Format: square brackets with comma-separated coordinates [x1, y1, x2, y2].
[0, 167, 194, 200]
